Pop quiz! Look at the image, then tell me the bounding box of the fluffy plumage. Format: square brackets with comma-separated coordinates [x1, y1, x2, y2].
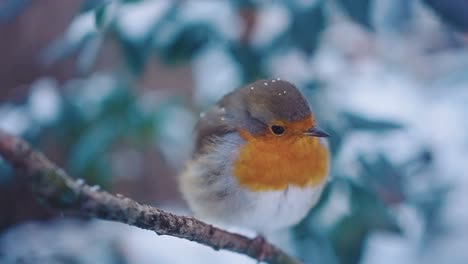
[180, 79, 329, 232]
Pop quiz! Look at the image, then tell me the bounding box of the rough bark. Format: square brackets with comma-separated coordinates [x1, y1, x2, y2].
[0, 129, 302, 264]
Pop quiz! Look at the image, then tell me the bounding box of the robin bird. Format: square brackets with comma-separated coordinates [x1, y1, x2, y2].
[179, 79, 330, 233]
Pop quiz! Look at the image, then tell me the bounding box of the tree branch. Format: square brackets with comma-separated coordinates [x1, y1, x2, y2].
[0, 129, 302, 264]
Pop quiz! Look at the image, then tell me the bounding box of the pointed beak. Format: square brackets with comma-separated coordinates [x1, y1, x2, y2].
[304, 126, 330, 138]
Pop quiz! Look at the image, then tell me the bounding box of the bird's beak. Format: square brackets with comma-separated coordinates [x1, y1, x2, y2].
[304, 127, 330, 137]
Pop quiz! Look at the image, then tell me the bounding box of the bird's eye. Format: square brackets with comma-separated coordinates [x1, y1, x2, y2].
[270, 125, 285, 136]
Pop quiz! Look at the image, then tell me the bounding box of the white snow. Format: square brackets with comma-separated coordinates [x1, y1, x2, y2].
[250, 4, 290, 48]
[0, 105, 31, 135]
[157, 105, 197, 170]
[66, 11, 97, 44]
[28, 77, 62, 124]
[178, 1, 241, 41]
[193, 46, 242, 106]
[116, 1, 172, 42]
[65, 73, 117, 119]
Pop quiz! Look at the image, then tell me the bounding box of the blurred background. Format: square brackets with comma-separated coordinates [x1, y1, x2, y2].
[1, 0, 468, 263]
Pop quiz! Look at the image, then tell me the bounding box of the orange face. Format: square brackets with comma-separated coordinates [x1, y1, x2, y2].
[233, 115, 329, 191]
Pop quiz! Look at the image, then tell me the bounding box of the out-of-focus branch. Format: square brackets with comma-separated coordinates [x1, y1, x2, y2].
[0, 129, 302, 264]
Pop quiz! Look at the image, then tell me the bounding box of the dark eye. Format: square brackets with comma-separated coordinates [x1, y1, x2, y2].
[270, 125, 285, 136]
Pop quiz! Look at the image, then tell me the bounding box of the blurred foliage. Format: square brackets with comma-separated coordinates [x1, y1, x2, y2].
[337, 0, 373, 30]
[0, 0, 31, 22]
[286, 1, 326, 55]
[423, 0, 468, 32]
[1, 0, 464, 263]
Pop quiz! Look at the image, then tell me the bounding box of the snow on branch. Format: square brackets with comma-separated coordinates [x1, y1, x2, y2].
[0, 129, 302, 264]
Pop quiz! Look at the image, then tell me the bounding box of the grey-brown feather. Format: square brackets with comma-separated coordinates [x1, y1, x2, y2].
[182, 79, 325, 232]
[241, 79, 311, 124]
[193, 79, 312, 157]
[193, 106, 235, 157]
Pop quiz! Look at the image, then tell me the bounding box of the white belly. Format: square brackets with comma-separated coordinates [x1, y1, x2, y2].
[179, 133, 328, 233]
[236, 185, 325, 232]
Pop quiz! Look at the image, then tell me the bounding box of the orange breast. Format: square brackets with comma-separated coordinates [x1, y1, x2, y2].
[233, 121, 329, 192]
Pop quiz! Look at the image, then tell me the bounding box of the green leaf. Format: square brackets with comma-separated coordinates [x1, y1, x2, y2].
[293, 224, 340, 264]
[342, 112, 404, 132]
[229, 43, 266, 83]
[265, 2, 326, 57]
[119, 37, 152, 74]
[423, 0, 468, 32]
[159, 23, 215, 65]
[330, 213, 369, 264]
[94, 4, 106, 29]
[68, 121, 117, 185]
[80, 0, 111, 13]
[289, 3, 326, 56]
[358, 153, 405, 205]
[410, 184, 452, 243]
[337, 0, 374, 30]
[230, 0, 257, 9]
[348, 182, 401, 233]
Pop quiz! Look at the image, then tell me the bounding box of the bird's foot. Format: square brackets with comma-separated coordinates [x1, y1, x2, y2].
[252, 235, 268, 264]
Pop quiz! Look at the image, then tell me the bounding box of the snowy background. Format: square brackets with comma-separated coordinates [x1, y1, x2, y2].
[1, 0, 468, 263]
